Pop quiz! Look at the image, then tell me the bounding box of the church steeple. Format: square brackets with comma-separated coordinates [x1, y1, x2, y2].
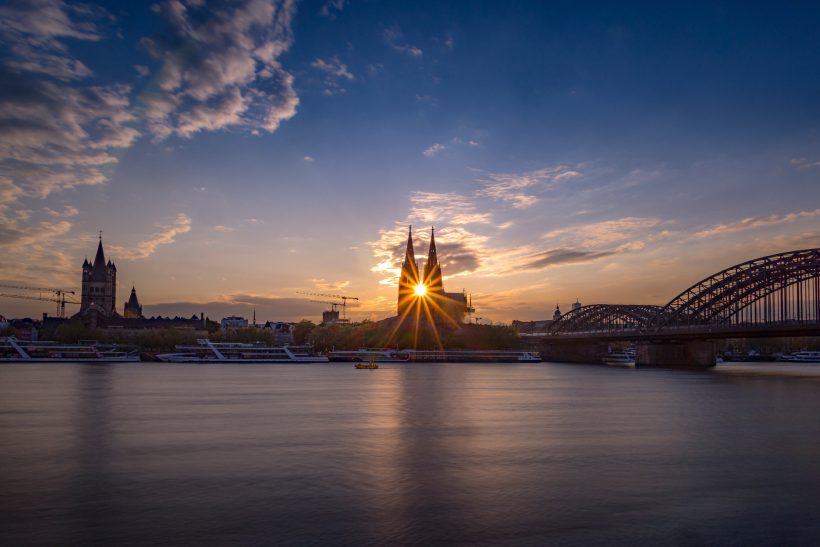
[427, 227, 438, 267]
[423, 226, 443, 293]
[397, 225, 420, 316]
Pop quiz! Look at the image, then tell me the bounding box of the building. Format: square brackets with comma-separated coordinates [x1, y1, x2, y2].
[76, 236, 117, 327]
[123, 285, 143, 319]
[397, 226, 472, 323]
[572, 299, 582, 312]
[263, 321, 294, 345]
[221, 316, 249, 329]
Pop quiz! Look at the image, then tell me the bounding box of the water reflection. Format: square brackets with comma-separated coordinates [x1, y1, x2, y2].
[0, 362, 818, 545]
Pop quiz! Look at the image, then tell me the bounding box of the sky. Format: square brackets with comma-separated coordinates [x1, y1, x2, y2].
[1, 0, 819, 323]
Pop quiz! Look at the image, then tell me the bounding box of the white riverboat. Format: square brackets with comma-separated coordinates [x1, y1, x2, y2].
[779, 351, 820, 363]
[156, 339, 329, 363]
[602, 348, 636, 367]
[0, 337, 140, 362]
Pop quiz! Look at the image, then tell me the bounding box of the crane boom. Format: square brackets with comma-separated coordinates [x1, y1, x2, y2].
[0, 291, 80, 318]
[296, 291, 360, 319]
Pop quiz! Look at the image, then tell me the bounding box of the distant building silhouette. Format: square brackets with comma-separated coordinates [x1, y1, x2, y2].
[123, 285, 143, 319]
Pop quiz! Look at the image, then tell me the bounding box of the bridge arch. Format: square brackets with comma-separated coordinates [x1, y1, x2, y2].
[653, 248, 820, 328]
[549, 304, 664, 334]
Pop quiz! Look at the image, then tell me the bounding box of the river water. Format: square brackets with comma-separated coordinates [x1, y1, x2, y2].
[1, 362, 819, 546]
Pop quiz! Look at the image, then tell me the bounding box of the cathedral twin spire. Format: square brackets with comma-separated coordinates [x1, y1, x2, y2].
[397, 226, 443, 315]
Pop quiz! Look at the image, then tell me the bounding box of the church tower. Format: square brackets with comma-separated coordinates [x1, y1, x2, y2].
[123, 285, 143, 319]
[80, 236, 117, 320]
[397, 226, 419, 316]
[422, 227, 444, 294]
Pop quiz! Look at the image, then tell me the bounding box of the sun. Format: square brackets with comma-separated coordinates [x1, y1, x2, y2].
[414, 283, 427, 296]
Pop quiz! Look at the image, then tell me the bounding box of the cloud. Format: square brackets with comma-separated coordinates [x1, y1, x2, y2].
[693, 209, 820, 239]
[108, 213, 192, 260]
[407, 191, 492, 226]
[543, 217, 662, 247]
[319, 0, 347, 17]
[789, 157, 820, 170]
[423, 143, 445, 157]
[139, 0, 299, 140]
[303, 155, 314, 162]
[309, 278, 350, 292]
[212, 225, 234, 232]
[311, 57, 353, 80]
[516, 248, 617, 271]
[0, 0, 109, 81]
[477, 166, 581, 208]
[311, 56, 353, 95]
[0, 4, 140, 207]
[383, 26, 423, 57]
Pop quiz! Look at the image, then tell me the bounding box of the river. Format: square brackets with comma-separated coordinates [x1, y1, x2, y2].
[1, 362, 819, 545]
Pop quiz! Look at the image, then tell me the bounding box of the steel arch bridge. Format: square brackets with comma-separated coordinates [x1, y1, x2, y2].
[549, 304, 664, 334]
[548, 248, 820, 336]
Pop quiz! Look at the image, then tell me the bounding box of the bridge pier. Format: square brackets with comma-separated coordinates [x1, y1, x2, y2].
[636, 341, 716, 368]
[535, 340, 611, 364]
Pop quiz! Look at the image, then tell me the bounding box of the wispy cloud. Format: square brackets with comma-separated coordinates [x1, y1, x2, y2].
[543, 217, 662, 247]
[423, 143, 445, 157]
[693, 209, 820, 239]
[311, 56, 353, 95]
[109, 214, 192, 260]
[309, 278, 350, 292]
[319, 0, 347, 18]
[383, 26, 423, 58]
[476, 166, 581, 208]
[789, 157, 820, 170]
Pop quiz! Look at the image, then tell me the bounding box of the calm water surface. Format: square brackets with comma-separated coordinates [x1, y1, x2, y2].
[1, 362, 819, 546]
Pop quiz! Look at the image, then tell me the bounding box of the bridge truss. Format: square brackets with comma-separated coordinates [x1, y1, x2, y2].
[548, 248, 820, 336]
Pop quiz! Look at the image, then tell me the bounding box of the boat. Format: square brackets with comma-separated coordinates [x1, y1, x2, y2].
[779, 351, 820, 363]
[156, 339, 329, 363]
[327, 348, 410, 362]
[601, 349, 636, 367]
[0, 337, 140, 362]
[354, 362, 379, 369]
[399, 349, 541, 363]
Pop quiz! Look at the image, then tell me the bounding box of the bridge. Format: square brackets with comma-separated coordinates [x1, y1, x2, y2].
[528, 248, 820, 367]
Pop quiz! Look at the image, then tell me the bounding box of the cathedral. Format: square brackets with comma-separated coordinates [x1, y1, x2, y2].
[79, 237, 118, 324]
[397, 226, 472, 323]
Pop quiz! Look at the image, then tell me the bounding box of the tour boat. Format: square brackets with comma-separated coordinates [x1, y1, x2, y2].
[399, 349, 542, 363]
[0, 337, 140, 362]
[327, 348, 410, 362]
[779, 351, 820, 363]
[601, 349, 636, 367]
[156, 339, 329, 363]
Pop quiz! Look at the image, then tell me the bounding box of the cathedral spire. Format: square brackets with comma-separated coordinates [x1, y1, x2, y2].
[403, 225, 415, 265]
[427, 226, 438, 267]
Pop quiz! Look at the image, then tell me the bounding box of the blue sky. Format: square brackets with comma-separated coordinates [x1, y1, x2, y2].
[1, 0, 819, 322]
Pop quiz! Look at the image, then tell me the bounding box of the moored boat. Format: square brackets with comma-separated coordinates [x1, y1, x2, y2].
[0, 337, 140, 362]
[779, 351, 820, 363]
[602, 348, 636, 367]
[156, 339, 329, 363]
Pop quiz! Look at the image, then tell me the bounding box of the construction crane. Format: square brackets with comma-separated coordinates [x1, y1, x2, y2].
[0, 284, 79, 318]
[296, 291, 360, 319]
